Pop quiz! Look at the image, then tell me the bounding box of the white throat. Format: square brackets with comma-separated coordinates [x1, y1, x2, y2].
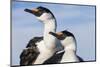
[61, 37, 76, 51]
[44, 19, 56, 35]
[43, 19, 57, 50]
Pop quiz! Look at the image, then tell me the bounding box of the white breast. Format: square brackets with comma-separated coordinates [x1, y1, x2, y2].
[60, 36, 79, 63]
[60, 50, 79, 63]
[34, 40, 57, 64]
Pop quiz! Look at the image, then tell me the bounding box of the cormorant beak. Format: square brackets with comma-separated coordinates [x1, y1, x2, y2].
[49, 32, 63, 39]
[24, 8, 39, 14]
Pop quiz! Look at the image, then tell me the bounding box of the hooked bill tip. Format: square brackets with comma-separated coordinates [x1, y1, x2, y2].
[24, 8, 33, 13]
[24, 9, 29, 12]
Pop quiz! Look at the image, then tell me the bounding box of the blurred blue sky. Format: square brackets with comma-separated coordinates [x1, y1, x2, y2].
[12, 1, 96, 65]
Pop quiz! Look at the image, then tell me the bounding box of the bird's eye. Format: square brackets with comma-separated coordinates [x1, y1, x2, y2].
[36, 10, 43, 15]
[38, 11, 42, 14]
[58, 34, 66, 40]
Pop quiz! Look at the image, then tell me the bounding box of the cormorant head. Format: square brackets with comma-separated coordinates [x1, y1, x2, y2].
[49, 30, 75, 40]
[24, 6, 55, 22]
[49, 30, 76, 49]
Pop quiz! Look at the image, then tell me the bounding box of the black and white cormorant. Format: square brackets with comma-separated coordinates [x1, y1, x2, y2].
[20, 6, 59, 65]
[49, 30, 84, 63]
